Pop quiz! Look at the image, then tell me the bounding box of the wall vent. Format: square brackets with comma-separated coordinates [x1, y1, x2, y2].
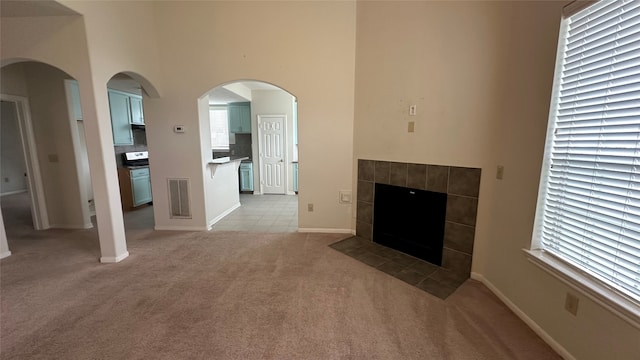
[168, 178, 191, 219]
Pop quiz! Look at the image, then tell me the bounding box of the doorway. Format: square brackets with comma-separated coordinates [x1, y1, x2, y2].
[107, 73, 155, 229]
[203, 80, 299, 232]
[0, 96, 48, 231]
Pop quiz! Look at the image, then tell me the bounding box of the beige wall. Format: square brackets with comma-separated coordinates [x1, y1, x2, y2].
[353, 1, 639, 359]
[250, 90, 295, 194]
[149, 1, 356, 231]
[0, 63, 29, 97]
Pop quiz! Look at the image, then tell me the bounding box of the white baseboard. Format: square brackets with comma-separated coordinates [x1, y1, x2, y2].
[154, 225, 208, 231]
[50, 223, 93, 230]
[207, 203, 241, 230]
[0, 190, 27, 197]
[470, 272, 575, 360]
[100, 251, 129, 263]
[298, 228, 354, 234]
[0, 251, 12, 259]
[286, 191, 296, 196]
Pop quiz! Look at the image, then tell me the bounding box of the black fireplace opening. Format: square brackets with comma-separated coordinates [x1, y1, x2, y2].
[372, 183, 447, 266]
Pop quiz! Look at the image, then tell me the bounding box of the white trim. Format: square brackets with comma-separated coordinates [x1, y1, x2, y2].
[49, 223, 94, 230]
[286, 191, 296, 196]
[65, 80, 93, 228]
[207, 202, 241, 230]
[0, 251, 12, 259]
[0, 190, 28, 197]
[298, 228, 354, 234]
[154, 225, 208, 231]
[524, 249, 640, 330]
[470, 272, 575, 360]
[0, 94, 49, 230]
[100, 251, 129, 263]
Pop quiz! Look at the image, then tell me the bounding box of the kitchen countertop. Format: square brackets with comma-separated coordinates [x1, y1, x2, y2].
[208, 156, 249, 165]
[122, 165, 149, 169]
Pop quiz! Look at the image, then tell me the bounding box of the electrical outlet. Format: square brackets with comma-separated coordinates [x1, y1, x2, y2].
[339, 190, 352, 204]
[307, 203, 314, 212]
[564, 292, 579, 316]
[408, 121, 415, 133]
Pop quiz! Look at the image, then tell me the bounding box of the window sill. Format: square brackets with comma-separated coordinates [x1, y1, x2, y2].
[523, 248, 640, 330]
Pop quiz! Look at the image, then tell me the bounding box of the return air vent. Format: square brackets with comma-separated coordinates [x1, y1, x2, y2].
[168, 178, 191, 219]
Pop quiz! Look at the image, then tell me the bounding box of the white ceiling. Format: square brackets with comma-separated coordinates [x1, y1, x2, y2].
[0, 0, 78, 17]
[209, 81, 283, 105]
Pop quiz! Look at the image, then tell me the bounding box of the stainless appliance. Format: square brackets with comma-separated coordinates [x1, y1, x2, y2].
[122, 151, 149, 167]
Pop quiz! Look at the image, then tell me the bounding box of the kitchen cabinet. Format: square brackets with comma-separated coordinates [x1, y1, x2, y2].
[239, 162, 253, 192]
[292, 162, 298, 193]
[68, 80, 83, 120]
[108, 89, 145, 145]
[228, 102, 251, 134]
[108, 90, 133, 145]
[129, 96, 144, 125]
[118, 167, 152, 210]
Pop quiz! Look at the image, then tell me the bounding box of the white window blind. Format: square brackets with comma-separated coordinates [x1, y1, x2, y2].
[210, 107, 229, 151]
[535, 0, 640, 304]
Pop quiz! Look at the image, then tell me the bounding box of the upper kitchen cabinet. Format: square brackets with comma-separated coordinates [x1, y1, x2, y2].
[228, 102, 251, 134]
[129, 96, 144, 125]
[66, 80, 83, 121]
[108, 90, 133, 145]
[108, 89, 145, 145]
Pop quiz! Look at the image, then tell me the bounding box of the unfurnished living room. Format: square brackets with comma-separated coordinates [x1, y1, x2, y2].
[1, 1, 639, 359]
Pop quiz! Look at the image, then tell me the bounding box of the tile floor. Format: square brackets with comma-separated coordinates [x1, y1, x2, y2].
[210, 194, 298, 233]
[330, 236, 469, 299]
[0, 192, 297, 234]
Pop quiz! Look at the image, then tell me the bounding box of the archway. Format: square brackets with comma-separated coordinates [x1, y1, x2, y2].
[106, 72, 156, 230]
[1, 61, 94, 255]
[200, 80, 299, 232]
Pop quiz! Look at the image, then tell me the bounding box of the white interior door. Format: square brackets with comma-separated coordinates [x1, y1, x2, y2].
[258, 115, 286, 194]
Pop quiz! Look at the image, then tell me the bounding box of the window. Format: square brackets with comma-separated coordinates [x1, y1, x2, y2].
[210, 106, 229, 151]
[532, 0, 640, 309]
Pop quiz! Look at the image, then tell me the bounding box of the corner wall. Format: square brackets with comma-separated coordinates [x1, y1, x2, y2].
[353, 1, 640, 359]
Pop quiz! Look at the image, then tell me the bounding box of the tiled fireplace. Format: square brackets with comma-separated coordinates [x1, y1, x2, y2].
[356, 159, 481, 287]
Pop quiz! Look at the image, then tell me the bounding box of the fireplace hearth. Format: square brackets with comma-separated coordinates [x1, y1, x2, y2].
[356, 159, 481, 284]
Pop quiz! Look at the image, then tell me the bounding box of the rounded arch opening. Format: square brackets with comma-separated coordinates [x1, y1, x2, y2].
[0, 60, 95, 253]
[106, 72, 156, 229]
[200, 79, 299, 233]
[107, 70, 161, 99]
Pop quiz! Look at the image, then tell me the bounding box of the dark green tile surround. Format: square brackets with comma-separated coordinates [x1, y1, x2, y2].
[347, 159, 481, 299]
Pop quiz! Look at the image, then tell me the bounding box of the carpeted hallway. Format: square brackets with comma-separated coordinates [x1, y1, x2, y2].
[0, 195, 559, 359]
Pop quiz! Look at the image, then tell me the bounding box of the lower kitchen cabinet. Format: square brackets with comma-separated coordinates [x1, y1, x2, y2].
[239, 162, 253, 192]
[118, 166, 152, 210]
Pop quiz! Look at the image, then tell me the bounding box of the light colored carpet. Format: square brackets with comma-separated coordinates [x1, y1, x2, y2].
[0, 194, 559, 359]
